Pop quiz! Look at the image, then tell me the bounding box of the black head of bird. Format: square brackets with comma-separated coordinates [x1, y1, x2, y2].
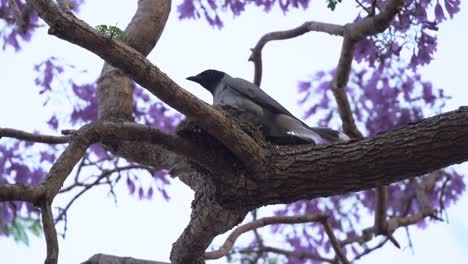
[186, 69, 226, 94]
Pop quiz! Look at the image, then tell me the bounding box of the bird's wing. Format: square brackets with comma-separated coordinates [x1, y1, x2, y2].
[224, 77, 296, 117]
[224, 77, 350, 143]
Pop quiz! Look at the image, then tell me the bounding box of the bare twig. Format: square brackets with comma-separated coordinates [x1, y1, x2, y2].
[439, 174, 451, 221]
[54, 165, 145, 223]
[205, 214, 326, 259]
[351, 239, 388, 261]
[239, 245, 334, 263]
[0, 128, 71, 144]
[340, 173, 445, 250]
[249, 21, 344, 86]
[320, 217, 350, 264]
[355, 0, 372, 15]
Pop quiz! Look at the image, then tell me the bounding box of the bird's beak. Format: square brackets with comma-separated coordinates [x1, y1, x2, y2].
[186, 75, 201, 83]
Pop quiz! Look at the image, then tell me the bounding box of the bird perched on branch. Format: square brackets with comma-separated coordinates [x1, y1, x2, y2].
[187, 69, 349, 145]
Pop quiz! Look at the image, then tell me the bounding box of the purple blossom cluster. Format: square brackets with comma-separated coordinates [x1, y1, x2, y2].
[355, 0, 460, 71]
[177, 0, 310, 28]
[32, 57, 179, 198]
[258, 1, 465, 262]
[0, 56, 181, 237]
[0, 0, 84, 51]
[0, 142, 46, 238]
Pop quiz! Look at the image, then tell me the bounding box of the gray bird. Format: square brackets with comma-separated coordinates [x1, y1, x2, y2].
[187, 69, 349, 144]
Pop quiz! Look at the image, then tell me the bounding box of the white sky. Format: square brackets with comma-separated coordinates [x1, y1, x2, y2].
[0, 0, 467, 263]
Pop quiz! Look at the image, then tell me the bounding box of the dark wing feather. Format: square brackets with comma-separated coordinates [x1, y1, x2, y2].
[224, 77, 348, 143]
[225, 77, 296, 117]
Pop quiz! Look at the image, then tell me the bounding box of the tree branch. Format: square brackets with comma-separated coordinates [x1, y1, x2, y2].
[82, 254, 169, 264]
[97, 0, 171, 121]
[0, 128, 71, 144]
[331, 0, 403, 137]
[205, 213, 326, 260]
[220, 107, 468, 209]
[41, 202, 59, 264]
[0, 184, 46, 203]
[26, 0, 265, 173]
[170, 191, 248, 263]
[249, 21, 344, 86]
[240, 245, 334, 263]
[321, 218, 350, 264]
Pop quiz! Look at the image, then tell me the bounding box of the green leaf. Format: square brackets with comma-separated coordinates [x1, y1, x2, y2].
[95, 24, 125, 40]
[326, 0, 342, 11]
[0, 212, 43, 246]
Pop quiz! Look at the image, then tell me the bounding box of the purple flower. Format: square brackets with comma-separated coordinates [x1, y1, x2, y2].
[47, 116, 59, 130]
[297, 81, 311, 92]
[177, 0, 197, 19]
[40, 151, 55, 163]
[126, 177, 136, 194]
[444, 0, 460, 18]
[435, 1, 446, 22]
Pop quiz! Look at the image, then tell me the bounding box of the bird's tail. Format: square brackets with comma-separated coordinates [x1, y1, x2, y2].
[310, 127, 350, 143]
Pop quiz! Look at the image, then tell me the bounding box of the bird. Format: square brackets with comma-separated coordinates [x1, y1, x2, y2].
[187, 69, 349, 144]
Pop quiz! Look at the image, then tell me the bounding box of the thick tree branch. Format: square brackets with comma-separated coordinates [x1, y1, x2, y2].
[219, 107, 468, 209]
[249, 21, 344, 86]
[170, 191, 248, 263]
[0, 184, 46, 203]
[0, 128, 71, 144]
[26, 0, 265, 172]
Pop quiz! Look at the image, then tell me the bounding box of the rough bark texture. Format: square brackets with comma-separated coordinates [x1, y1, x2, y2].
[8, 0, 466, 263]
[97, 0, 171, 121]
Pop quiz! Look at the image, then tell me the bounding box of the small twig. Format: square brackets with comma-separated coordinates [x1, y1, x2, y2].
[239, 245, 334, 263]
[351, 239, 388, 261]
[320, 218, 350, 264]
[404, 227, 414, 253]
[438, 174, 451, 222]
[355, 0, 372, 15]
[0, 128, 71, 144]
[205, 213, 326, 259]
[54, 165, 144, 223]
[371, 0, 378, 16]
[41, 202, 59, 264]
[249, 21, 344, 86]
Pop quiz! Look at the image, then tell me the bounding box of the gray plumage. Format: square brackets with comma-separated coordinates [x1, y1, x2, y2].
[187, 69, 349, 144]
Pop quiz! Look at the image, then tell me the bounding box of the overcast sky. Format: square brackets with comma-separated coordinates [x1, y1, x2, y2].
[0, 0, 467, 263]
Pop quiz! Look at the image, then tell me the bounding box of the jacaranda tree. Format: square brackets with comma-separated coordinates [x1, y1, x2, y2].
[0, 0, 466, 263]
